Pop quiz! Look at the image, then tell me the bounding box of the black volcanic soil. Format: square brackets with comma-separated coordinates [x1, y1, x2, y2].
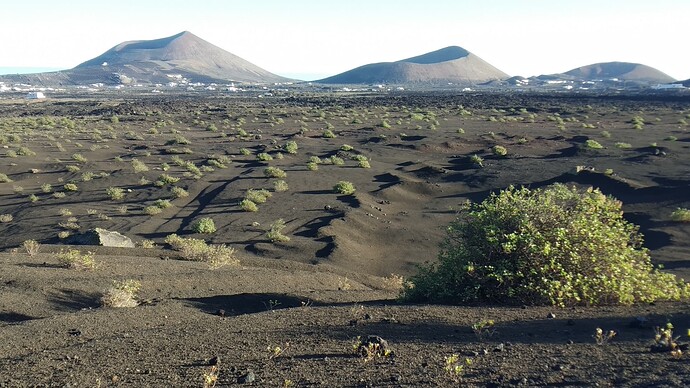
[1, 92, 690, 387]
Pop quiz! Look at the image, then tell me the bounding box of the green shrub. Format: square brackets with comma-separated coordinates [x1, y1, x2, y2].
[323, 129, 336, 138]
[157, 173, 180, 185]
[171, 186, 189, 198]
[64, 183, 78, 192]
[585, 139, 604, 149]
[72, 153, 88, 163]
[57, 249, 96, 270]
[246, 189, 272, 204]
[266, 219, 290, 243]
[106, 187, 125, 200]
[401, 184, 690, 306]
[240, 199, 259, 212]
[469, 154, 483, 167]
[284, 141, 298, 154]
[257, 152, 273, 161]
[41, 183, 52, 193]
[492, 145, 507, 156]
[334, 181, 356, 195]
[0, 173, 12, 183]
[670, 208, 690, 222]
[165, 234, 238, 269]
[192, 217, 216, 234]
[264, 167, 287, 178]
[273, 180, 289, 192]
[307, 161, 319, 171]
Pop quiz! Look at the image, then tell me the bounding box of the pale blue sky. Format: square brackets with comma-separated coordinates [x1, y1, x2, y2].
[1, 0, 687, 80]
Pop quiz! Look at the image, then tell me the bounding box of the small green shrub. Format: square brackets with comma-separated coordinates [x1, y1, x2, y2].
[57, 249, 96, 270]
[469, 154, 483, 167]
[264, 167, 287, 178]
[64, 183, 78, 192]
[106, 187, 125, 200]
[284, 141, 298, 154]
[334, 181, 356, 195]
[101, 280, 140, 308]
[492, 145, 507, 156]
[0, 173, 12, 183]
[585, 139, 604, 149]
[144, 206, 163, 215]
[341, 144, 354, 151]
[256, 152, 273, 162]
[246, 189, 272, 204]
[171, 186, 189, 198]
[402, 184, 690, 306]
[615, 142, 632, 149]
[306, 161, 319, 171]
[72, 153, 88, 163]
[266, 219, 290, 243]
[157, 173, 180, 185]
[240, 148, 251, 156]
[192, 217, 216, 234]
[323, 129, 336, 138]
[274, 180, 289, 192]
[670, 208, 690, 222]
[358, 160, 371, 168]
[240, 199, 259, 212]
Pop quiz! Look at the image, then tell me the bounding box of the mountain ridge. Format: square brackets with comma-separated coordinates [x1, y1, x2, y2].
[316, 46, 509, 85]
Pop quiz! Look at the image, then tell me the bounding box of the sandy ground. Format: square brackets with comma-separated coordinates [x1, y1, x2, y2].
[1, 92, 689, 386]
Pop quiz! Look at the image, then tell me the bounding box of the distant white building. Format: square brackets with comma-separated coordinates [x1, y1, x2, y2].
[26, 92, 46, 99]
[652, 83, 686, 90]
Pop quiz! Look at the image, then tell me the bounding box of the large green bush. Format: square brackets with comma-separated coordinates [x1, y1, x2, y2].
[402, 184, 689, 306]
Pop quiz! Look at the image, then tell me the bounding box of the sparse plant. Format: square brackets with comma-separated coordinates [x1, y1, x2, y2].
[165, 234, 238, 268]
[469, 154, 484, 167]
[106, 186, 125, 200]
[240, 148, 251, 156]
[492, 145, 507, 156]
[71, 153, 87, 163]
[284, 140, 298, 154]
[203, 365, 219, 388]
[471, 319, 496, 341]
[670, 208, 690, 222]
[139, 240, 156, 249]
[264, 167, 287, 178]
[585, 139, 604, 149]
[652, 322, 682, 357]
[246, 189, 272, 204]
[341, 144, 354, 151]
[0, 173, 12, 183]
[256, 152, 273, 161]
[615, 142, 632, 149]
[131, 159, 149, 173]
[66, 165, 81, 173]
[266, 219, 290, 243]
[274, 180, 289, 192]
[306, 161, 319, 171]
[358, 159, 371, 168]
[157, 173, 180, 185]
[323, 129, 336, 138]
[594, 327, 617, 345]
[444, 354, 472, 383]
[64, 183, 78, 192]
[240, 199, 259, 212]
[57, 249, 96, 270]
[192, 217, 217, 234]
[334, 181, 356, 195]
[41, 183, 52, 193]
[101, 279, 140, 308]
[144, 206, 163, 216]
[165, 185, 188, 199]
[22, 240, 40, 256]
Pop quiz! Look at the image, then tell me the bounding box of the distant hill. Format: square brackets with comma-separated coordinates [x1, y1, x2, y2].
[1, 31, 288, 85]
[316, 46, 508, 85]
[554, 62, 676, 83]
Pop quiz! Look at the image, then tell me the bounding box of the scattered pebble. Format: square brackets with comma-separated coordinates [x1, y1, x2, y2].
[238, 370, 256, 384]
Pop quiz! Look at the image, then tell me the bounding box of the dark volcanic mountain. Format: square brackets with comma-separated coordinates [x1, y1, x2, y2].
[316, 46, 509, 85]
[553, 62, 676, 83]
[2, 31, 288, 85]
